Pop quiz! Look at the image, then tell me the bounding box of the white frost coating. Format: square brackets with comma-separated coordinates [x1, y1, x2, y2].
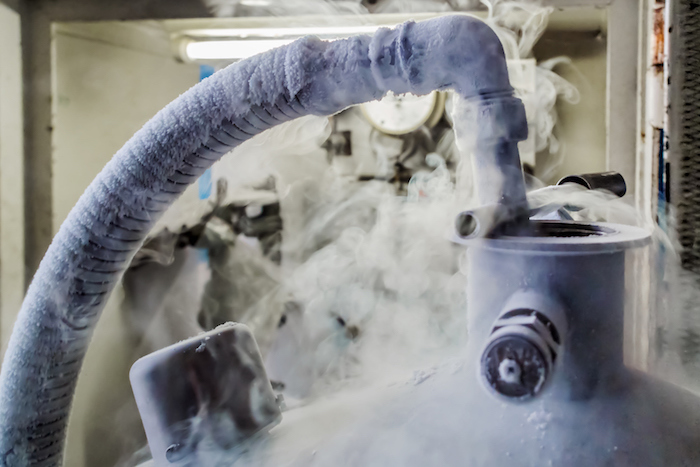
[498, 358, 521, 384]
[526, 409, 552, 431]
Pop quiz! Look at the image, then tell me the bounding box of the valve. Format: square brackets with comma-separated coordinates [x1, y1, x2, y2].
[480, 290, 567, 402]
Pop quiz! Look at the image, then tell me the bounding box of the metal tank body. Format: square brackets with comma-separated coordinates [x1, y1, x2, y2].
[459, 220, 700, 466]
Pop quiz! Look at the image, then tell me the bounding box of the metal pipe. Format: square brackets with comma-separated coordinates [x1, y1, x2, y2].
[557, 171, 627, 197]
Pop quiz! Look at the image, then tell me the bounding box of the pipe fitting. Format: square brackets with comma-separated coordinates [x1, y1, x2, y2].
[455, 203, 531, 239]
[480, 290, 567, 402]
[557, 171, 627, 198]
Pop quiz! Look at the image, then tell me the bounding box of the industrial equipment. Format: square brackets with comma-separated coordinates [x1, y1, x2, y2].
[1, 2, 698, 467]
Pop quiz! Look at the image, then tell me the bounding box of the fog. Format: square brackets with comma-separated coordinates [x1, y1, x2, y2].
[106, 1, 699, 466]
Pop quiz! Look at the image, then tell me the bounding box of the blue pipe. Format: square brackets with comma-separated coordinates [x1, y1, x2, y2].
[0, 15, 527, 465]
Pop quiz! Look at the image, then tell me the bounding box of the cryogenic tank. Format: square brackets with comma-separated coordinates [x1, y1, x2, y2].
[129, 219, 700, 467]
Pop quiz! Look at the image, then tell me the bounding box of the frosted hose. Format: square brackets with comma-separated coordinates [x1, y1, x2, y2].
[0, 15, 527, 466]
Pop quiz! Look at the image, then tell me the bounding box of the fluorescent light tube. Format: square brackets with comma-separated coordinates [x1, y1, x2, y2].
[185, 39, 295, 60]
[181, 24, 393, 61]
[187, 25, 386, 38]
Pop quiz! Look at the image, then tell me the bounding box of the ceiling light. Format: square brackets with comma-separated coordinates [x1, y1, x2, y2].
[184, 39, 295, 60]
[184, 25, 386, 39]
[179, 24, 393, 62]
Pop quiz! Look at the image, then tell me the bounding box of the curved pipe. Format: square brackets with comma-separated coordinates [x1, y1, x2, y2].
[0, 15, 527, 465]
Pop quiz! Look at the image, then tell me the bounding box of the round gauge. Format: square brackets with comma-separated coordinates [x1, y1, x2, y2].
[361, 91, 443, 135]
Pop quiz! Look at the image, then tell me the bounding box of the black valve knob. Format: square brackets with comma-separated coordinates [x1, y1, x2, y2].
[479, 292, 565, 402]
[481, 333, 549, 400]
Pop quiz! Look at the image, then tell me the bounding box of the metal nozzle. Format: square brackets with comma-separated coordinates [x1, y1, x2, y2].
[557, 171, 627, 198]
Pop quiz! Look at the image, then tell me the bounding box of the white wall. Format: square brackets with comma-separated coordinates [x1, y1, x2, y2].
[533, 28, 608, 184]
[0, 3, 25, 358]
[52, 21, 200, 232]
[51, 20, 199, 467]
